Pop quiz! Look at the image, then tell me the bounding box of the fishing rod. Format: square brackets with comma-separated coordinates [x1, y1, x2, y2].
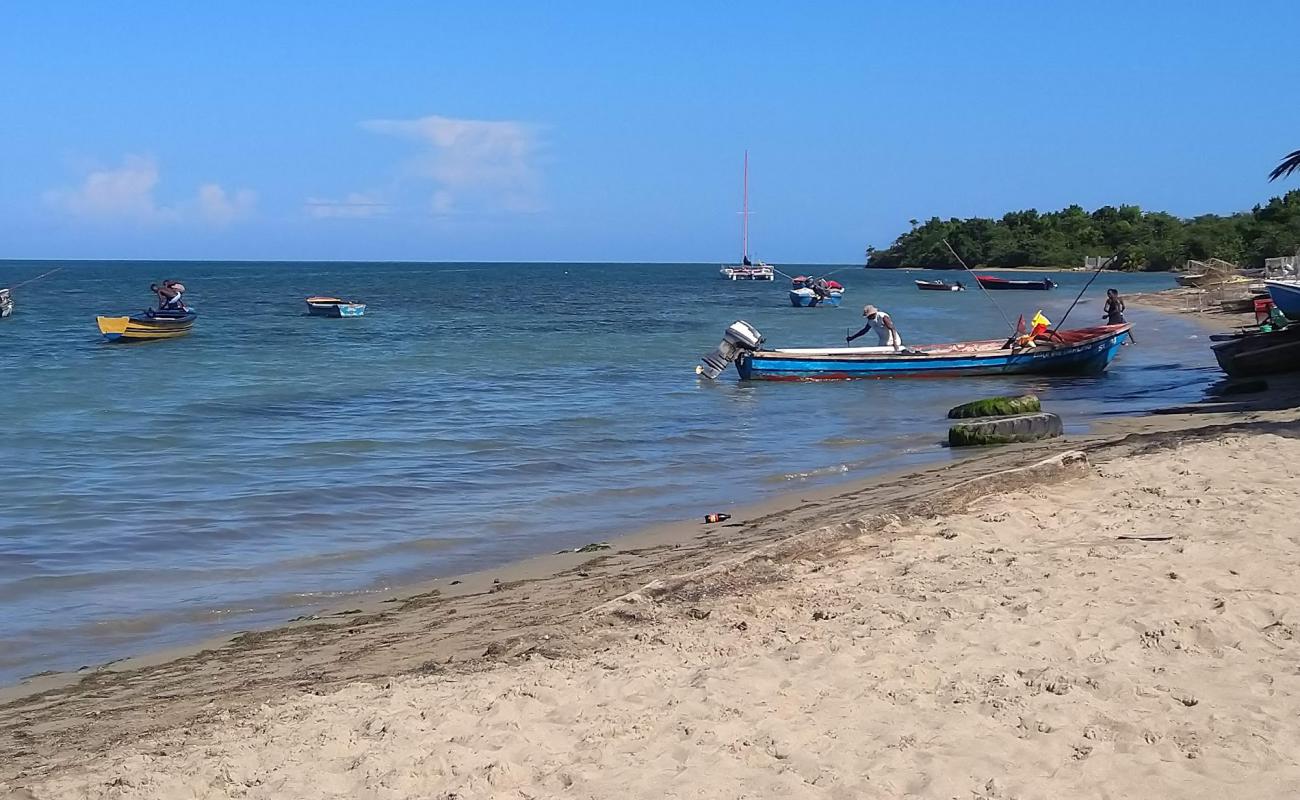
[941, 239, 1017, 335]
[7, 267, 61, 290]
[1053, 252, 1116, 334]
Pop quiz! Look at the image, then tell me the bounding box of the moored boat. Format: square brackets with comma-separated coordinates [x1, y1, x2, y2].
[1212, 324, 1300, 377]
[96, 309, 197, 342]
[306, 296, 366, 317]
[789, 277, 844, 307]
[0, 289, 12, 319]
[719, 151, 776, 281]
[976, 275, 1057, 291]
[698, 321, 1132, 380]
[915, 279, 965, 292]
[1264, 280, 1300, 321]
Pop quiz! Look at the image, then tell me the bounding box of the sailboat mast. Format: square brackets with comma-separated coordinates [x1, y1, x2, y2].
[741, 150, 749, 261]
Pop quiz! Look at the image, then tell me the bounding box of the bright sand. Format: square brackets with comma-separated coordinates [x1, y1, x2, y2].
[12, 423, 1300, 799]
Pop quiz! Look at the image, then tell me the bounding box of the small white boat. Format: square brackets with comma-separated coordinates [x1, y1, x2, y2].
[0, 289, 12, 319]
[306, 296, 366, 317]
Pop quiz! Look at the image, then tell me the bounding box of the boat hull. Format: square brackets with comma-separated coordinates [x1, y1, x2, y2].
[1265, 280, 1300, 321]
[1212, 325, 1300, 377]
[736, 325, 1131, 380]
[720, 266, 775, 280]
[306, 297, 366, 317]
[789, 289, 843, 307]
[976, 276, 1056, 290]
[916, 280, 963, 291]
[97, 311, 196, 342]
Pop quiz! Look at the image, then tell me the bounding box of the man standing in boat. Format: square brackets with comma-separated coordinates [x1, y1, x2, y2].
[847, 305, 903, 351]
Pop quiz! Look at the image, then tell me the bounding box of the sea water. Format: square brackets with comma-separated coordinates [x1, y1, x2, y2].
[0, 261, 1210, 683]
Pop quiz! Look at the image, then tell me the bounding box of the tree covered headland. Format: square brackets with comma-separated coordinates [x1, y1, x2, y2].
[865, 191, 1300, 271]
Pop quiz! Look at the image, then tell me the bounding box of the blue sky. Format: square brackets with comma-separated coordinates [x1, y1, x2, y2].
[2, 1, 1297, 262]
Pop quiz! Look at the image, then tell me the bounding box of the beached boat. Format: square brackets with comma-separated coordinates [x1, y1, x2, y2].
[976, 275, 1057, 291]
[1264, 280, 1300, 321]
[698, 321, 1132, 381]
[96, 309, 197, 342]
[1212, 324, 1300, 377]
[789, 277, 844, 307]
[915, 279, 964, 292]
[719, 151, 776, 281]
[306, 296, 366, 317]
[0, 289, 12, 319]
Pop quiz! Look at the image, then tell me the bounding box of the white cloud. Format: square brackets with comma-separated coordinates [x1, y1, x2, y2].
[43, 155, 172, 222]
[45, 155, 255, 226]
[360, 114, 542, 214]
[196, 184, 257, 225]
[304, 192, 391, 219]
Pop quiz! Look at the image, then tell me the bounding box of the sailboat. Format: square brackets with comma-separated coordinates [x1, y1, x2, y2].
[719, 151, 775, 280]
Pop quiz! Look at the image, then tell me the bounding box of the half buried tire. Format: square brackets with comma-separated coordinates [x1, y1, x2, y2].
[948, 412, 1063, 447]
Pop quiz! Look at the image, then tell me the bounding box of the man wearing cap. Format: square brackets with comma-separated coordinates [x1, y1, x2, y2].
[846, 305, 903, 351]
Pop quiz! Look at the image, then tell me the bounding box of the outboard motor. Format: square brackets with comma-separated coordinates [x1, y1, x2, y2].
[697, 320, 764, 379]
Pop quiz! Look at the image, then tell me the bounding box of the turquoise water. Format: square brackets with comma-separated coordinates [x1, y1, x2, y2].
[0, 262, 1211, 683]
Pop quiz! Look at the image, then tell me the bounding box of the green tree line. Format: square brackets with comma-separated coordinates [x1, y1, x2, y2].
[865, 191, 1300, 271]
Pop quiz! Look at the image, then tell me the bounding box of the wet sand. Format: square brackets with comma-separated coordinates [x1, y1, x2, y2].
[6, 291, 1300, 797]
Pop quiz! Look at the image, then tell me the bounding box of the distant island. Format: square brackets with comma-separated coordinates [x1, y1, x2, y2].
[866, 191, 1300, 272]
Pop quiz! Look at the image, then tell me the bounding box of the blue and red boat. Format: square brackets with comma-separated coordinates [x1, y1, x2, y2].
[1265, 280, 1300, 321]
[698, 321, 1132, 381]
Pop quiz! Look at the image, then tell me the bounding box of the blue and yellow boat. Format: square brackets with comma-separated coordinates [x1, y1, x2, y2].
[96, 309, 197, 342]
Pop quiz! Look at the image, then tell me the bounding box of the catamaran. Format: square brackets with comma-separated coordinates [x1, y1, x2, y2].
[719, 151, 775, 280]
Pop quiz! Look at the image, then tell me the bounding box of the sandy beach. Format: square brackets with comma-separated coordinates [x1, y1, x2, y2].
[6, 291, 1300, 798]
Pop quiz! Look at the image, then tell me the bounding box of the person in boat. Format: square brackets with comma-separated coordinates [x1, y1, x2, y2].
[847, 305, 903, 351]
[1103, 288, 1126, 324]
[811, 277, 832, 301]
[151, 280, 187, 311]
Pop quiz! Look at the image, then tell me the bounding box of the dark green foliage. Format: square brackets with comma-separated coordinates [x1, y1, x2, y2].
[947, 394, 1041, 419]
[867, 192, 1300, 272]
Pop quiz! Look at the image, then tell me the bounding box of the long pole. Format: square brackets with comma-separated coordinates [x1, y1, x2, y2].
[8, 267, 61, 290]
[1054, 253, 1115, 333]
[941, 240, 1017, 334]
[742, 150, 749, 262]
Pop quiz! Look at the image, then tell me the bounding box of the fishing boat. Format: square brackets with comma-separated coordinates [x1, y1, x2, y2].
[915, 279, 965, 292]
[1264, 280, 1300, 321]
[306, 296, 366, 317]
[976, 275, 1057, 291]
[789, 277, 844, 307]
[698, 320, 1131, 380]
[96, 308, 197, 342]
[0, 267, 61, 318]
[1212, 324, 1300, 377]
[719, 151, 776, 281]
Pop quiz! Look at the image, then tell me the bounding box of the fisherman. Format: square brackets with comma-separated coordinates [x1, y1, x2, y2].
[151, 280, 187, 311]
[847, 305, 903, 351]
[1103, 288, 1126, 324]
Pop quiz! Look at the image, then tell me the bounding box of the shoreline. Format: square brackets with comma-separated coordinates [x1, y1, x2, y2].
[0, 286, 1197, 698]
[5, 289, 1293, 790]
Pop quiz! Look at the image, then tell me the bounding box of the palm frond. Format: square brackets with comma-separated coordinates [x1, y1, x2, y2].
[1268, 149, 1300, 182]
